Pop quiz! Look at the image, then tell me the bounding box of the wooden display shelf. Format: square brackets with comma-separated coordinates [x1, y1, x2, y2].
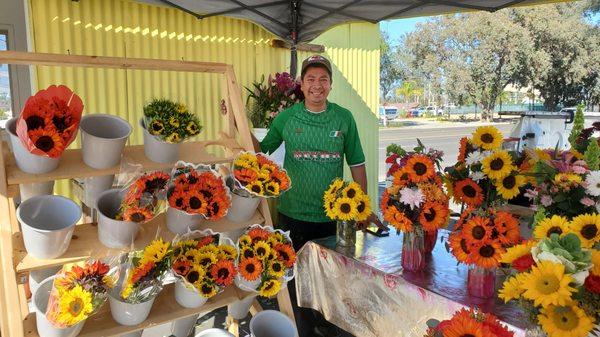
[13, 211, 265, 277]
[22, 284, 243, 337]
[4, 137, 242, 186]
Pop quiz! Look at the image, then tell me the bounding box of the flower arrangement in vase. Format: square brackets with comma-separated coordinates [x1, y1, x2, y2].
[245, 72, 303, 129]
[143, 98, 201, 143]
[424, 307, 514, 337]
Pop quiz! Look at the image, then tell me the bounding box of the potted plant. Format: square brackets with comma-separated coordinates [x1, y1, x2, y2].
[141, 98, 201, 163]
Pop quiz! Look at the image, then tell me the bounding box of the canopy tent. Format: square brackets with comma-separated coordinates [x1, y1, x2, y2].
[140, 0, 567, 76]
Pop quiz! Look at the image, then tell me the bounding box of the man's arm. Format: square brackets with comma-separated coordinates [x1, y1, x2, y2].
[350, 164, 367, 194]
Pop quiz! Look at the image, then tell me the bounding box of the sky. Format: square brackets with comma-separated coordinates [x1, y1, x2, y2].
[379, 17, 431, 46]
[0, 34, 8, 95]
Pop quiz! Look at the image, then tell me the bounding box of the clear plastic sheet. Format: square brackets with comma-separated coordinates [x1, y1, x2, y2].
[295, 230, 528, 337]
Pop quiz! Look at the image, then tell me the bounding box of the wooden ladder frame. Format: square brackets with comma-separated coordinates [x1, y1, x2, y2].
[0, 50, 295, 337]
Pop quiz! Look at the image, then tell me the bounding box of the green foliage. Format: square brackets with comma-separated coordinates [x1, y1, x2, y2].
[380, 31, 405, 101]
[143, 99, 201, 143]
[584, 137, 600, 170]
[536, 233, 592, 274]
[385, 143, 406, 157]
[0, 107, 6, 119]
[569, 103, 585, 148]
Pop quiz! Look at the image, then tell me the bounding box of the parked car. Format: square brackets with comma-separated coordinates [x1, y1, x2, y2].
[379, 106, 400, 121]
[424, 106, 444, 116]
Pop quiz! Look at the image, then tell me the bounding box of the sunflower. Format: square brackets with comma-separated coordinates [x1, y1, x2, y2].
[28, 128, 65, 157]
[404, 155, 435, 183]
[143, 239, 170, 263]
[441, 312, 485, 337]
[392, 168, 411, 188]
[239, 257, 263, 281]
[341, 182, 362, 199]
[264, 181, 280, 196]
[500, 241, 534, 264]
[495, 174, 526, 200]
[274, 244, 296, 268]
[271, 170, 290, 191]
[123, 206, 153, 223]
[185, 190, 208, 214]
[196, 252, 218, 268]
[239, 234, 252, 247]
[267, 232, 284, 246]
[198, 281, 218, 298]
[355, 193, 372, 222]
[468, 240, 503, 268]
[218, 245, 238, 260]
[234, 168, 258, 184]
[268, 260, 286, 278]
[248, 227, 270, 241]
[448, 232, 470, 263]
[176, 103, 188, 114]
[569, 213, 600, 248]
[55, 284, 93, 326]
[185, 265, 206, 284]
[538, 303, 595, 337]
[591, 250, 600, 276]
[332, 197, 358, 221]
[419, 201, 448, 231]
[165, 132, 182, 143]
[149, 120, 165, 135]
[240, 246, 255, 260]
[169, 190, 188, 211]
[253, 241, 271, 260]
[554, 173, 583, 185]
[481, 150, 514, 180]
[211, 259, 236, 286]
[246, 181, 264, 195]
[383, 206, 413, 232]
[471, 125, 503, 150]
[185, 121, 200, 135]
[457, 137, 470, 162]
[453, 179, 484, 206]
[23, 108, 51, 130]
[197, 243, 219, 256]
[172, 258, 191, 276]
[184, 249, 202, 263]
[258, 279, 281, 297]
[493, 211, 521, 245]
[325, 179, 344, 199]
[521, 261, 577, 308]
[534, 215, 570, 240]
[462, 216, 491, 244]
[498, 274, 525, 303]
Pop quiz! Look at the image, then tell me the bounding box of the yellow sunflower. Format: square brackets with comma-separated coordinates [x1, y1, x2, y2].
[538, 303, 595, 337]
[253, 241, 272, 260]
[168, 116, 180, 128]
[268, 260, 286, 278]
[495, 174, 526, 200]
[481, 150, 514, 180]
[333, 197, 358, 221]
[239, 234, 252, 246]
[198, 281, 218, 298]
[520, 260, 577, 308]
[246, 181, 264, 195]
[267, 232, 284, 247]
[265, 181, 280, 196]
[198, 244, 220, 256]
[554, 173, 583, 185]
[534, 215, 570, 240]
[184, 249, 202, 263]
[165, 132, 182, 143]
[498, 274, 526, 303]
[218, 245, 238, 260]
[341, 182, 363, 200]
[142, 238, 170, 263]
[471, 126, 503, 150]
[56, 284, 93, 326]
[196, 251, 218, 268]
[355, 193, 372, 222]
[591, 250, 600, 275]
[258, 279, 281, 297]
[569, 213, 600, 248]
[325, 179, 344, 198]
[185, 265, 206, 285]
[500, 241, 535, 264]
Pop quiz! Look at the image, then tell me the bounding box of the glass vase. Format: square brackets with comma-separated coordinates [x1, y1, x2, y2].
[424, 229, 438, 254]
[467, 265, 496, 298]
[336, 220, 356, 247]
[401, 230, 426, 272]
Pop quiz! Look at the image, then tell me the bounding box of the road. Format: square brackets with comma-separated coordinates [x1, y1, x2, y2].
[378, 123, 516, 182]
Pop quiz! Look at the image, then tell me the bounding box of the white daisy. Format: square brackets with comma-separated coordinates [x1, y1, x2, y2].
[470, 171, 485, 182]
[465, 152, 484, 166]
[585, 171, 600, 196]
[399, 187, 424, 210]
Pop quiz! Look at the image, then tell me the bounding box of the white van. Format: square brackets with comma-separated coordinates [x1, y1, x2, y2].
[379, 106, 399, 121]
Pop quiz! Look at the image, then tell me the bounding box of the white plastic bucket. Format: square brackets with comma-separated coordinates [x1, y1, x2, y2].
[227, 293, 257, 320]
[249, 310, 298, 337]
[234, 274, 261, 292]
[33, 276, 86, 337]
[29, 266, 62, 297]
[196, 329, 235, 337]
[96, 189, 140, 249]
[19, 181, 55, 202]
[17, 195, 81, 259]
[167, 207, 205, 234]
[80, 114, 131, 169]
[141, 119, 180, 163]
[82, 175, 114, 209]
[6, 117, 60, 174]
[108, 289, 157, 326]
[174, 279, 208, 309]
[171, 314, 199, 337]
[226, 192, 260, 223]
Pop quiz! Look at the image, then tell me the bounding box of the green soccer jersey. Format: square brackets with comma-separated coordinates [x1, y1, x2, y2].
[260, 101, 365, 222]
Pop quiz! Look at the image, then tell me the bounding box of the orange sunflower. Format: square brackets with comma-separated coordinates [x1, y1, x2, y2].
[186, 190, 208, 214]
[28, 128, 65, 158]
[441, 312, 485, 337]
[404, 155, 435, 183]
[205, 196, 229, 220]
[453, 179, 484, 206]
[131, 261, 154, 283]
[172, 259, 191, 276]
[468, 240, 503, 269]
[383, 206, 414, 232]
[210, 259, 236, 286]
[23, 107, 52, 130]
[271, 169, 291, 191]
[493, 211, 520, 245]
[239, 257, 263, 281]
[123, 206, 153, 223]
[462, 216, 491, 244]
[392, 168, 411, 188]
[419, 201, 448, 231]
[248, 227, 271, 242]
[141, 171, 170, 194]
[168, 190, 188, 211]
[449, 232, 471, 263]
[457, 137, 470, 163]
[234, 168, 259, 184]
[274, 243, 297, 268]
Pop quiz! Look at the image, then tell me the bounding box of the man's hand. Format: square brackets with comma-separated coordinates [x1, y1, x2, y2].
[355, 212, 387, 231]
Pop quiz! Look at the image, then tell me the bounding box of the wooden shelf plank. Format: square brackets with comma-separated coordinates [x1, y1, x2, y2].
[14, 211, 265, 275]
[23, 284, 243, 337]
[5, 138, 242, 186]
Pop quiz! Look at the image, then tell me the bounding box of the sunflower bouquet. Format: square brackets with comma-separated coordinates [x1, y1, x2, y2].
[46, 260, 115, 328]
[445, 126, 526, 210]
[424, 307, 515, 337]
[168, 162, 231, 220]
[15, 85, 84, 158]
[143, 98, 201, 143]
[323, 178, 372, 222]
[498, 230, 599, 337]
[232, 152, 291, 197]
[235, 225, 296, 297]
[116, 238, 172, 303]
[171, 230, 237, 300]
[117, 170, 170, 223]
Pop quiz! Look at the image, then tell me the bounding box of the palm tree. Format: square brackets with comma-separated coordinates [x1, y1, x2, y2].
[395, 81, 424, 104]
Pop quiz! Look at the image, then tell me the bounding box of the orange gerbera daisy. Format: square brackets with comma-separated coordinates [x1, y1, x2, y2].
[248, 227, 271, 242]
[239, 257, 263, 281]
[404, 155, 435, 183]
[28, 128, 65, 158]
[453, 179, 484, 206]
[442, 313, 484, 337]
[210, 259, 236, 286]
[449, 232, 471, 263]
[383, 206, 414, 232]
[468, 240, 503, 269]
[462, 216, 491, 244]
[234, 168, 259, 184]
[186, 190, 208, 214]
[494, 211, 520, 245]
[169, 189, 188, 211]
[123, 206, 153, 223]
[274, 243, 297, 268]
[419, 201, 448, 231]
[172, 258, 191, 276]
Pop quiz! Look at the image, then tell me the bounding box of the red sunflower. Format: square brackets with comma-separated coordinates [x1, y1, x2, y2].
[234, 168, 258, 184]
[453, 179, 484, 206]
[169, 189, 189, 211]
[123, 206, 154, 223]
[274, 243, 297, 268]
[210, 259, 237, 286]
[419, 201, 449, 231]
[186, 190, 208, 214]
[27, 128, 65, 158]
[172, 258, 191, 276]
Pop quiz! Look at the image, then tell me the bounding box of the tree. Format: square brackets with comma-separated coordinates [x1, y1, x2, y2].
[380, 31, 404, 102]
[395, 81, 423, 103]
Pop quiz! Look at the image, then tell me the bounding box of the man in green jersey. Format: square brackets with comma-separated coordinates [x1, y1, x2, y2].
[253, 54, 381, 250]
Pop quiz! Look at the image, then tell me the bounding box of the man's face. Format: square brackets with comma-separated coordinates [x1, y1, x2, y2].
[301, 67, 331, 107]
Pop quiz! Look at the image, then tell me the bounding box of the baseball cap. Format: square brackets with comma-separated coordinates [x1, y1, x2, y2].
[301, 55, 332, 78]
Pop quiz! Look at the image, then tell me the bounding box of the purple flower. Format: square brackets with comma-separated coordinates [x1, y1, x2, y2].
[581, 197, 595, 207]
[540, 195, 553, 207]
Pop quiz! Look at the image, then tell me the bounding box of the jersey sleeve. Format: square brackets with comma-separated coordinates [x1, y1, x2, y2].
[259, 108, 291, 154]
[344, 111, 366, 166]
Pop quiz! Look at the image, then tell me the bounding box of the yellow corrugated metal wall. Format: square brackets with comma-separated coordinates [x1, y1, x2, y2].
[27, 0, 380, 204]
